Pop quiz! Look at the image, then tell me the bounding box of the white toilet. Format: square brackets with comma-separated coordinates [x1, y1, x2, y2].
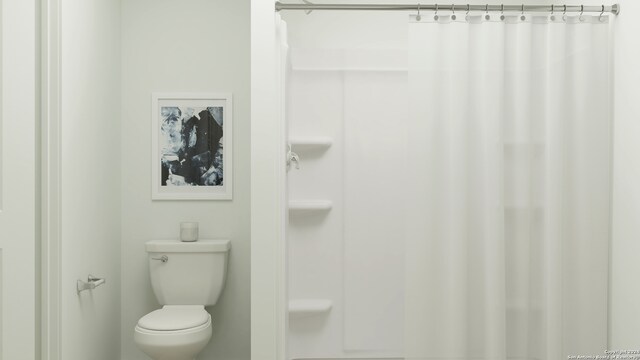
[134, 239, 230, 360]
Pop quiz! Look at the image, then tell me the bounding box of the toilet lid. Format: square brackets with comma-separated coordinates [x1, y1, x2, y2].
[137, 305, 210, 331]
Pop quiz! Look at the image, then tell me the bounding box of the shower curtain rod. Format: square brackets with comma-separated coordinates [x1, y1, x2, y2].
[275, 2, 620, 15]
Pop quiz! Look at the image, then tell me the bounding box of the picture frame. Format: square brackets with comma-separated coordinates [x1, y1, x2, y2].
[151, 93, 232, 200]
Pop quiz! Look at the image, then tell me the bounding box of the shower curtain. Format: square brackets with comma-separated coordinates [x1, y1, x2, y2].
[405, 12, 611, 360]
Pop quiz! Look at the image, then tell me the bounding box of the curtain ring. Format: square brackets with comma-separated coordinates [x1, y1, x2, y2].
[580, 4, 584, 21]
[466, 3, 470, 21]
[434, 3, 439, 20]
[485, 4, 490, 20]
[500, 4, 505, 21]
[521, 4, 526, 20]
[599, 4, 605, 21]
[550, 4, 556, 20]
[416, 3, 421, 21]
[563, 4, 567, 21]
[451, 4, 457, 20]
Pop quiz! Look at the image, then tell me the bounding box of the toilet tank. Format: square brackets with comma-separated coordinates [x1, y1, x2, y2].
[145, 239, 230, 306]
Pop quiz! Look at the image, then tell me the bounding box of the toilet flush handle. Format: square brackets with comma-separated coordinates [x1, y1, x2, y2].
[152, 255, 168, 263]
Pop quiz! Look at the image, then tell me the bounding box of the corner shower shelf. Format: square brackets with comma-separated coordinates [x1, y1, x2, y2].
[288, 299, 333, 318]
[288, 200, 333, 213]
[290, 137, 333, 151]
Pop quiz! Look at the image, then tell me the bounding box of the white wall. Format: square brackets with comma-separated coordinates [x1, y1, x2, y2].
[60, 0, 122, 359]
[120, 0, 251, 359]
[250, 6, 287, 360]
[0, 1, 38, 359]
[282, 9, 411, 359]
[610, 0, 640, 348]
[286, 49, 407, 359]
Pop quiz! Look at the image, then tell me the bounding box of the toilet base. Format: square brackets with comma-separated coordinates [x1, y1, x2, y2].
[134, 318, 212, 360]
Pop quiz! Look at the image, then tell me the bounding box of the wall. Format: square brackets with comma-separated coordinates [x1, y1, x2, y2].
[285, 48, 407, 359]
[250, 6, 286, 360]
[120, 0, 251, 359]
[282, 9, 411, 360]
[0, 0, 37, 358]
[60, 0, 122, 359]
[610, 0, 640, 348]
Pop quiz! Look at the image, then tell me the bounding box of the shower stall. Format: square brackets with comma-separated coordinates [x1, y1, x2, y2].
[268, 2, 617, 360]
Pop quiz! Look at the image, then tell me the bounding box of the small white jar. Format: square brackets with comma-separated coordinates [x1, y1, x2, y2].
[180, 222, 199, 242]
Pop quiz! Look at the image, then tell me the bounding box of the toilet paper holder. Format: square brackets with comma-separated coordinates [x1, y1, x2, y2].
[77, 275, 106, 293]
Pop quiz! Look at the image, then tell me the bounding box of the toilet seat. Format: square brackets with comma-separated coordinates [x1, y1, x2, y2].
[137, 305, 210, 331]
[134, 311, 212, 360]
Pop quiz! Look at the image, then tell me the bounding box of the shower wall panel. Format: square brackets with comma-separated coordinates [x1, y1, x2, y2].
[287, 48, 407, 360]
[288, 69, 346, 358]
[343, 71, 407, 353]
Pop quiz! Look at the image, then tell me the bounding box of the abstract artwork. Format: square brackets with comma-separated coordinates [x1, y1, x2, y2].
[152, 93, 232, 200]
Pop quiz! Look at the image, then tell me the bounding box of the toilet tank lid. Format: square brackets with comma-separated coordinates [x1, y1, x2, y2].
[146, 239, 230, 253]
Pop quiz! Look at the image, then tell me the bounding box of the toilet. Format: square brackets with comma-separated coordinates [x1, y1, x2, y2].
[134, 239, 230, 360]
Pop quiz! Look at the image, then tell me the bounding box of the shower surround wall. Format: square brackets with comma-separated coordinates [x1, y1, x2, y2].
[281, 1, 640, 358]
[285, 49, 408, 360]
[283, 7, 412, 359]
[120, 0, 250, 359]
[248, 1, 640, 359]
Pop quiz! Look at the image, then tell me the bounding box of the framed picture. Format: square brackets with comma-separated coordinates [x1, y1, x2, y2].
[151, 93, 232, 200]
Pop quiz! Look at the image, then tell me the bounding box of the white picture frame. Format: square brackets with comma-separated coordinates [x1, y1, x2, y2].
[151, 92, 233, 200]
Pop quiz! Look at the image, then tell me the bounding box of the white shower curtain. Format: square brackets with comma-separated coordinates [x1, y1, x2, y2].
[405, 12, 611, 360]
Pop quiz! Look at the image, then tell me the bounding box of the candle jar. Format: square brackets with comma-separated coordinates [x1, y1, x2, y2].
[180, 222, 199, 242]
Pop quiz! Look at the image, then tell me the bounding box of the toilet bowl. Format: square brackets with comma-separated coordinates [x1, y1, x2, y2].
[134, 305, 212, 360]
[134, 239, 230, 360]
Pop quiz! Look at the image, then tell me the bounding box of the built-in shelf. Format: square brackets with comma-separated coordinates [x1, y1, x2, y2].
[288, 200, 333, 213]
[289, 299, 333, 318]
[290, 137, 333, 151]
